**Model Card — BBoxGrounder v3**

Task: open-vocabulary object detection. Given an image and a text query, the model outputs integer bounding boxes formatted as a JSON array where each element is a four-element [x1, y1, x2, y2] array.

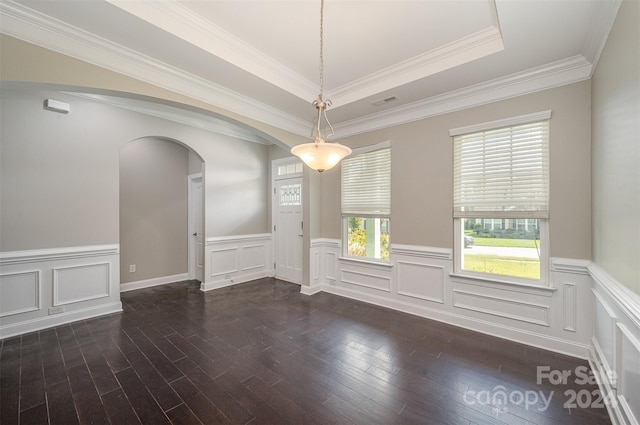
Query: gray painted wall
[[120, 137, 189, 283], [591, 0, 640, 295], [321, 81, 593, 261], [0, 89, 270, 254]]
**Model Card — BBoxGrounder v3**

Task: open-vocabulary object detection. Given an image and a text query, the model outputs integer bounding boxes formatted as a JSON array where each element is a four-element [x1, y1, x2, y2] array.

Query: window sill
[[450, 272, 557, 295], [339, 256, 393, 268]]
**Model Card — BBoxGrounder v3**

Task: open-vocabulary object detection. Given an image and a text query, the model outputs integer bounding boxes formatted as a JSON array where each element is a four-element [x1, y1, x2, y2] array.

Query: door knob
[[193, 232, 198, 236]]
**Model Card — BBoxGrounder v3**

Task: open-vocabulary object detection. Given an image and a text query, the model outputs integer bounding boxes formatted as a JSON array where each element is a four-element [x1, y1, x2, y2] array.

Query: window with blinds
[[341, 145, 391, 216], [453, 119, 549, 218], [450, 111, 551, 285], [341, 142, 391, 261]]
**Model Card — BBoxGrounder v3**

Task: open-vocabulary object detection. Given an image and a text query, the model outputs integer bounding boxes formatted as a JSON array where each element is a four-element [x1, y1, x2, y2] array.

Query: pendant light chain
[[319, 0, 325, 99], [290, 0, 351, 172]]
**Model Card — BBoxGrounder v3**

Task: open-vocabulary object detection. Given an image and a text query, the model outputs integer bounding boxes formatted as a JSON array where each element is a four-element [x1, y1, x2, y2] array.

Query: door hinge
[[301, 221, 304, 230], [273, 262, 276, 269], [273, 225, 276, 232]]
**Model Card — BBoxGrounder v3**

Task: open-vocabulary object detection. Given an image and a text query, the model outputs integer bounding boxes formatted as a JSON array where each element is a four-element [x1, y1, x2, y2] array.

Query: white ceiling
[[0, 0, 621, 142]]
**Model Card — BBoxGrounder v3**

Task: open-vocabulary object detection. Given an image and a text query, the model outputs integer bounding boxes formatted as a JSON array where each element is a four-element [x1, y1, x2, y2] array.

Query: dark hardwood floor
[[1, 278, 611, 425]]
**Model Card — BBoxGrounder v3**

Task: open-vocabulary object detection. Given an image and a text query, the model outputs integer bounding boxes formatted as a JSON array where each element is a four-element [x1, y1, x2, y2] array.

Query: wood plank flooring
[[1, 278, 612, 424]]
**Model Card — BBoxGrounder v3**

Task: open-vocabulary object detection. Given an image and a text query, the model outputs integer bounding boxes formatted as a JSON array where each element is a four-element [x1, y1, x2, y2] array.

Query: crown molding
[[0, 0, 310, 137], [105, 0, 318, 103], [0, 0, 616, 141], [334, 55, 592, 139], [328, 26, 504, 108], [582, 0, 622, 74]]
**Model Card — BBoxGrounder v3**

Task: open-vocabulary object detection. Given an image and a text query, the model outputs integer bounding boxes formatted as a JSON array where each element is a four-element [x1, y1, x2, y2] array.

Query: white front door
[[188, 174, 204, 282], [274, 177, 303, 284]]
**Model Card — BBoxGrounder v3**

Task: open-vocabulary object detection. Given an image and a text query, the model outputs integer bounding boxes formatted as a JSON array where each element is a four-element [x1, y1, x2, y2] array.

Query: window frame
[[453, 216, 550, 286], [342, 215, 391, 263], [450, 111, 551, 286], [341, 141, 391, 263]]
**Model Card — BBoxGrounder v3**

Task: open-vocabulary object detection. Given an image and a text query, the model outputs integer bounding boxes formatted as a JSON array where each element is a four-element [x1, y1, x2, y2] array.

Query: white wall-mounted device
[[43, 99, 70, 114]]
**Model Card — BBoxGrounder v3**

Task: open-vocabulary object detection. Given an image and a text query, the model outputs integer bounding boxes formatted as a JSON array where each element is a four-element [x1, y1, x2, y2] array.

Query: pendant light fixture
[[291, 0, 351, 172]]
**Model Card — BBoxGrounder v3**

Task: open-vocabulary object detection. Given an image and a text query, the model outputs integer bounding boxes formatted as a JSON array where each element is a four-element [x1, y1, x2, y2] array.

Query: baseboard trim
[[0, 301, 122, 339], [301, 283, 323, 296], [588, 348, 624, 425], [321, 283, 591, 359], [120, 273, 189, 293], [200, 270, 272, 292]]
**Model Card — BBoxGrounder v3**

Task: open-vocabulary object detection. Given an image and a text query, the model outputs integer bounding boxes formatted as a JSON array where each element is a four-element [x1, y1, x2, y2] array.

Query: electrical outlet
[[129, 264, 136, 273], [48, 306, 65, 315]]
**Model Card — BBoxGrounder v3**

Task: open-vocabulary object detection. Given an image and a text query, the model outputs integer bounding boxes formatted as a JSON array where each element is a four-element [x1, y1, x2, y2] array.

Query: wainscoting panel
[[0, 245, 121, 339], [563, 283, 577, 332], [0, 271, 40, 317], [309, 239, 595, 359], [53, 262, 110, 306], [396, 260, 444, 303], [593, 288, 617, 374], [453, 289, 550, 326], [325, 251, 338, 282], [618, 323, 640, 425], [241, 244, 266, 271], [209, 248, 239, 277], [202, 234, 273, 291], [341, 267, 391, 292], [589, 263, 640, 425]]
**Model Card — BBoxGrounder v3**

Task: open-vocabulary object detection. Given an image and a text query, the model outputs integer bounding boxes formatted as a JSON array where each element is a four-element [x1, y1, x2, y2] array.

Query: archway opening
[[119, 136, 204, 289]]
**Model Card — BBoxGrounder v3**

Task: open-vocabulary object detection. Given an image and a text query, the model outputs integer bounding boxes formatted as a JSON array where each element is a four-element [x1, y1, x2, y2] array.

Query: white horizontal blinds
[[453, 120, 549, 218], [341, 147, 391, 215]]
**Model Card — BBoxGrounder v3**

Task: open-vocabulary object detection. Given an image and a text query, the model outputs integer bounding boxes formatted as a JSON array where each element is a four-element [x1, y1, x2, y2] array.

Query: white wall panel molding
[[312, 251, 320, 281], [617, 323, 640, 425], [341, 268, 392, 293], [208, 247, 239, 277], [241, 244, 267, 271], [0, 270, 40, 317], [451, 274, 556, 297], [0, 245, 121, 339], [590, 263, 640, 329], [590, 262, 640, 425], [0, 244, 119, 266], [563, 283, 577, 332], [551, 257, 591, 275], [396, 260, 445, 304], [593, 288, 618, 374], [307, 239, 595, 358], [53, 262, 110, 306], [453, 289, 551, 327], [322, 282, 591, 358], [325, 252, 338, 282], [307, 239, 340, 289], [120, 273, 189, 293], [202, 234, 273, 292], [310, 238, 341, 249], [391, 244, 452, 260]]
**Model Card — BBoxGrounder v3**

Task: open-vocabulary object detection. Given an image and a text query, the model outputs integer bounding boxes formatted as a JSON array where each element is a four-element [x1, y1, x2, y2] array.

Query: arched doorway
[[119, 136, 204, 291]]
